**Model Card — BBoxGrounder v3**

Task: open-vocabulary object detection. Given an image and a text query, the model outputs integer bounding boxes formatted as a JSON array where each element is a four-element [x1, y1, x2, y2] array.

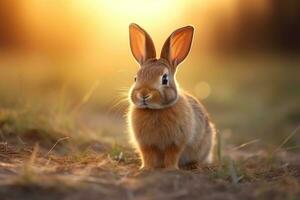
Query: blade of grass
[[233, 139, 260, 150], [216, 129, 222, 165], [284, 145, 300, 151], [22, 143, 39, 182], [228, 159, 241, 185], [71, 80, 100, 114], [272, 125, 300, 156], [29, 143, 39, 166]]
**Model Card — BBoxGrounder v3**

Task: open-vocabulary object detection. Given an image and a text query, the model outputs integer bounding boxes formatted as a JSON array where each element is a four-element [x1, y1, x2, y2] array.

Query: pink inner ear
[[130, 25, 146, 64], [170, 28, 193, 65]]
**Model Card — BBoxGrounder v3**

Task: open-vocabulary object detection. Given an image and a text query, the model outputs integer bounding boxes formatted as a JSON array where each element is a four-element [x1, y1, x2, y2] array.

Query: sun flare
[[101, 0, 182, 23], [74, 0, 184, 32]]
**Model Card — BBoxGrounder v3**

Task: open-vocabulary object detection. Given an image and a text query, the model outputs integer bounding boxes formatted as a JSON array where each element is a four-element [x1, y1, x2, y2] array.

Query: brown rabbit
[[127, 23, 216, 170]]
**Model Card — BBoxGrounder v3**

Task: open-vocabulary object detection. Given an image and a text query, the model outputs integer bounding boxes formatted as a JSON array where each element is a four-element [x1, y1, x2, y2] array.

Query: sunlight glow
[[74, 0, 184, 30], [102, 0, 181, 23]]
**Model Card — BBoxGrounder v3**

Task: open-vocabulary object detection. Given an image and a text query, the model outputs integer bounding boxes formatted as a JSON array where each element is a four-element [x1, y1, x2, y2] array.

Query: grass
[[209, 126, 300, 189], [0, 108, 89, 151], [108, 143, 125, 162], [272, 125, 300, 155]]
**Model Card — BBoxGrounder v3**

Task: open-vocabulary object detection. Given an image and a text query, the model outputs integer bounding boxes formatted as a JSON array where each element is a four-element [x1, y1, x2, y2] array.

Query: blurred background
[[0, 0, 299, 150]]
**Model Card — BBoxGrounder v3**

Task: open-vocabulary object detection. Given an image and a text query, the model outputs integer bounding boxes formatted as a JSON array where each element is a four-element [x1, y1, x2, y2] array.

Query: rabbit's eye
[[162, 74, 168, 85], [134, 76, 137, 82]]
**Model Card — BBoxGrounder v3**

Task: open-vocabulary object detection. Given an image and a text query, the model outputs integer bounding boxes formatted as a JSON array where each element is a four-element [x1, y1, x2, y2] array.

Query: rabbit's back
[[179, 93, 216, 165]]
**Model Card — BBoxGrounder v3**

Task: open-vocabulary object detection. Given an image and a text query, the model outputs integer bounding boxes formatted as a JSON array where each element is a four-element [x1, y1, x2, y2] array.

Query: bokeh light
[[194, 82, 211, 100]]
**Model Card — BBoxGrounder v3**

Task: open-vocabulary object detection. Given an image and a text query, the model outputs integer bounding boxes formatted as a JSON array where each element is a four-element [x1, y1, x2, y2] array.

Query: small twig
[[45, 136, 70, 156]]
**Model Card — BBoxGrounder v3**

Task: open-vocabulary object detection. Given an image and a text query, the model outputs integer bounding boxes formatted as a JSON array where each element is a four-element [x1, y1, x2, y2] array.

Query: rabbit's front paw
[[164, 144, 182, 170]]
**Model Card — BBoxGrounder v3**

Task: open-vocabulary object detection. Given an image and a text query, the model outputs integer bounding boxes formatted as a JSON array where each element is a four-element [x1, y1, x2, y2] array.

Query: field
[[0, 56, 300, 199]]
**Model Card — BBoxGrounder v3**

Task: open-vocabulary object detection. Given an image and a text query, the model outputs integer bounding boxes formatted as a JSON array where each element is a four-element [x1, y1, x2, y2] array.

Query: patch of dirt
[[0, 142, 299, 200]]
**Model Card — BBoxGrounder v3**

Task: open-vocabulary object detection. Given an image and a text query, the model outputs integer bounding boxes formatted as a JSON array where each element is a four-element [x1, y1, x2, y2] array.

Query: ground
[[0, 138, 299, 200]]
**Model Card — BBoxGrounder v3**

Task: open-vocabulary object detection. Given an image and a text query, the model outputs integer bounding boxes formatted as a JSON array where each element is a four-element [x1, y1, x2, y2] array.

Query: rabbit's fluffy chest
[[129, 95, 195, 149]]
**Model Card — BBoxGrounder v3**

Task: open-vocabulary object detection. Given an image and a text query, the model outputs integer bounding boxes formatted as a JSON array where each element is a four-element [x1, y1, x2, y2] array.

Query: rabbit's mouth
[[137, 101, 151, 108], [132, 92, 178, 109], [134, 101, 170, 110], [142, 99, 147, 106], [132, 99, 155, 109]]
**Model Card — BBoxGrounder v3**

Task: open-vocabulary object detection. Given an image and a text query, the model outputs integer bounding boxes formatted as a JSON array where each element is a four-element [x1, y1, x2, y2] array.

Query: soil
[[0, 142, 299, 200]]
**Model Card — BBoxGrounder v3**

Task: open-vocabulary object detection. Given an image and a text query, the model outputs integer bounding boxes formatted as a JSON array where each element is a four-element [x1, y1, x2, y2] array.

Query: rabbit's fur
[[127, 23, 216, 170]]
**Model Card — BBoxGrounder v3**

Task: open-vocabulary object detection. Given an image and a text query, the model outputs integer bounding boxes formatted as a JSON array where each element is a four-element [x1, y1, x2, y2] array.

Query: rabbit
[[127, 23, 216, 170]]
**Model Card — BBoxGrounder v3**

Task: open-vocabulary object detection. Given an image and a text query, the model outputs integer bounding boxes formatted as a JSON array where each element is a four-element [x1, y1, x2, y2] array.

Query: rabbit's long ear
[[160, 26, 194, 69], [129, 23, 156, 65]]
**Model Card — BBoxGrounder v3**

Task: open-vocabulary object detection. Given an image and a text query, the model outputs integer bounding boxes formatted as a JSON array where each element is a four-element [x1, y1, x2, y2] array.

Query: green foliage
[[108, 143, 124, 162]]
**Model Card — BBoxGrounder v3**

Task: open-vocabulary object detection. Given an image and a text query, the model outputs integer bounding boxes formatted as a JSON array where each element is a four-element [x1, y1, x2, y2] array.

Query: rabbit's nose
[[143, 94, 151, 100], [137, 93, 151, 101]]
